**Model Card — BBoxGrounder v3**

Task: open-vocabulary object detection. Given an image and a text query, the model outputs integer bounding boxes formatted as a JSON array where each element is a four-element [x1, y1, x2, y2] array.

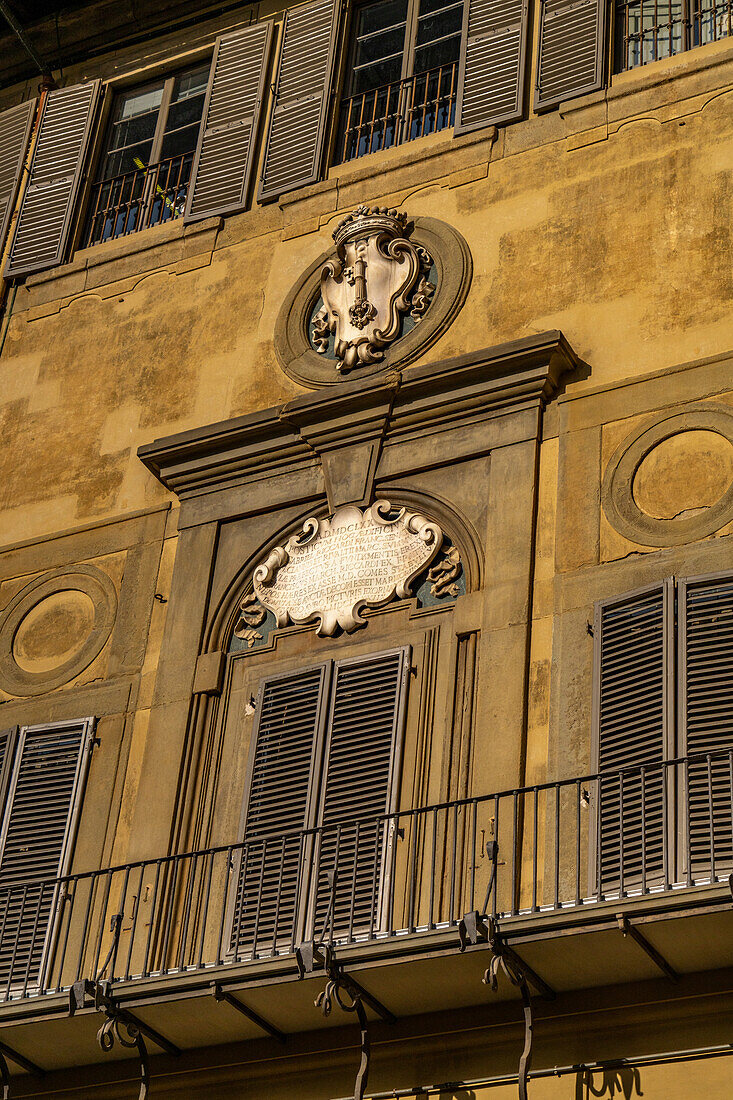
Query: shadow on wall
[[437, 1091, 476, 1100], [576, 1067, 644, 1098]]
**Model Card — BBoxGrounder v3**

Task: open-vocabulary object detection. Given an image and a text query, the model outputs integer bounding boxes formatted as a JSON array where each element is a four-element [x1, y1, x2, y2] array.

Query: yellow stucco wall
[[0, 9, 732, 1096]]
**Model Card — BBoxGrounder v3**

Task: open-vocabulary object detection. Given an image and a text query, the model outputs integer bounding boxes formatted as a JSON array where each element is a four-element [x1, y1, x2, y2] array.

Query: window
[[0, 719, 93, 993], [615, 0, 731, 72], [229, 649, 410, 958], [335, 0, 463, 163], [84, 61, 210, 247], [592, 573, 733, 896]]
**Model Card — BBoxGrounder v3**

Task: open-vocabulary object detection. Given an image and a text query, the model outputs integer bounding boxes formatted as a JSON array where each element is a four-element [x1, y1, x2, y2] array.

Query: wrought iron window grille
[[616, 0, 732, 71], [335, 61, 458, 163], [83, 151, 194, 247]]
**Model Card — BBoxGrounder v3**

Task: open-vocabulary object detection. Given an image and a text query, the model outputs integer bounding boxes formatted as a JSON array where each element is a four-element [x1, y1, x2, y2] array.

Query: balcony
[[0, 752, 732, 1084], [83, 152, 194, 248]]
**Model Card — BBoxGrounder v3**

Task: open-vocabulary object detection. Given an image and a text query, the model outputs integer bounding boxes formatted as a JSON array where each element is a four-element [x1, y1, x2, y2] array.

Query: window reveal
[[84, 62, 210, 247], [336, 0, 462, 162], [228, 648, 410, 958]]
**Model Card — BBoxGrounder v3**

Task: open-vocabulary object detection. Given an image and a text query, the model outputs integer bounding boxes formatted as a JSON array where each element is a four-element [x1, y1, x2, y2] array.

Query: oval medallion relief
[[602, 404, 733, 546], [0, 565, 117, 696]]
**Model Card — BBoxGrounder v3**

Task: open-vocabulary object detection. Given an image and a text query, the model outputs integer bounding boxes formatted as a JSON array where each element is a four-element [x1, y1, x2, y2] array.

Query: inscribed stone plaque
[[253, 501, 442, 635]]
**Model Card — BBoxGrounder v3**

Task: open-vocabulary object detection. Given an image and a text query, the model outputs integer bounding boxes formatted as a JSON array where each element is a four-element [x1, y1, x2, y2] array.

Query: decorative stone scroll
[[253, 502, 442, 636]]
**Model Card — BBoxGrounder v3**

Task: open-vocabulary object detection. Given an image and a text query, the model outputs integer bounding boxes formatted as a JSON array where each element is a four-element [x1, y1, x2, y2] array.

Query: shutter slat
[[314, 649, 408, 938], [535, 0, 606, 112], [455, 0, 528, 133], [258, 0, 339, 202], [0, 721, 90, 990], [185, 23, 271, 223], [230, 665, 327, 956], [595, 584, 669, 892], [5, 82, 100, 277], [681, 575, 733, 875], [0, 99, 36, 263]]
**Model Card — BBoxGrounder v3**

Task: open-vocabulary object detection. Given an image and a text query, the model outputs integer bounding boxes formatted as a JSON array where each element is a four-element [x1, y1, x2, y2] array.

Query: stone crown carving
[[312, 204, 435, 373], [332, 205, 409, 249]]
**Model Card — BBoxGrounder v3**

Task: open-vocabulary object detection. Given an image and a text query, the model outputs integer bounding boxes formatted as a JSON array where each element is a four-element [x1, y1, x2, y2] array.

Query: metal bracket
[[211, 982, 286, 1043], [459, 842, 499, 951], [0, 1039, 43, 1083], [70, 979, 180, 1100], [296, 941, 395, 1022], [297, 936, 396, 1100], [617, 914, 678, 982], [484, 918, 534, 1100], [296, 870, 395, 1099], [0, 1053, 9, 1100], [468, 916, 554, 1003], [312, 944, 372, 1100], [459, 909, 488, 950]]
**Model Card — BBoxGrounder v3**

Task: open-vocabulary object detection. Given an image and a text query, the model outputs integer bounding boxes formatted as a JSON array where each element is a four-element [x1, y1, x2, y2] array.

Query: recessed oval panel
[[633, 429, 733, 520], [13, 589, 96, 674]]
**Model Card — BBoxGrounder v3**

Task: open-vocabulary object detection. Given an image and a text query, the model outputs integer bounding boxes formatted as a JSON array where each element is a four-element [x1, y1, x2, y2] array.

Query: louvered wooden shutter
[[230, 665, 329, 957], [679, 572, 733, 878], [455, 0, 529, 134], [593, 581, 673, 895], [185, 23, 272, 223], [258, 0, 340, 202], [5, 81, 101, 278], [312, 648, 409, 940], [535, 0, 607, 112], [0, 718, 93, 992], [0, 100, 35, 261]]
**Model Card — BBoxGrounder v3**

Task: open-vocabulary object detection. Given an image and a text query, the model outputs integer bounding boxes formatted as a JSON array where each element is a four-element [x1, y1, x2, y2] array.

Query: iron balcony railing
[[335, 62, 458, 165], [84, 151, 194, 248], [0, 750, 731, 1003]]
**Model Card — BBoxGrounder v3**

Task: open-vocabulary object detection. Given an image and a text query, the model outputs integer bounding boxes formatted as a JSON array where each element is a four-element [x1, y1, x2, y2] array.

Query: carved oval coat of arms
[[312, 206, 435, 373]]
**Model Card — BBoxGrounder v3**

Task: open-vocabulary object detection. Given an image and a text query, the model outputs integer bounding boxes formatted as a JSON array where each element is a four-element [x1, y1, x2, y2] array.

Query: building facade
[[0, 0, 731, 1096]]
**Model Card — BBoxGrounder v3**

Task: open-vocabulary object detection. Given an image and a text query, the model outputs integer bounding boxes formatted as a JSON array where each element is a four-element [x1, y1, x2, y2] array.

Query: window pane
[[100, 81, 164, 179], [160, 123, 201, 161], [159, 62, 210, 162], [103, 140, 155, 178], [356, 0, 408, 37], [163, 94, 206, 138], [117, 84, 164, 120], [348, 0, 409, 93], [418, 0, 460, 14], [619, 0, 685, 68], [413, 34, 461, 73], [352, 56, 404, 93], [171, 63, 210, 103], [416, 4, 463, 46], [695, 0, 732, 44], [354, 25, 408, 67], [109, 111, 160, 153]]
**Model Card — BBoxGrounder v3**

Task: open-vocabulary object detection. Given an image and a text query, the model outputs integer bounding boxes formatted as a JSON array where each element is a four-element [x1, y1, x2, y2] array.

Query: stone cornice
[[138, 331, 581, 504], [137, 406, 312, 497]]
